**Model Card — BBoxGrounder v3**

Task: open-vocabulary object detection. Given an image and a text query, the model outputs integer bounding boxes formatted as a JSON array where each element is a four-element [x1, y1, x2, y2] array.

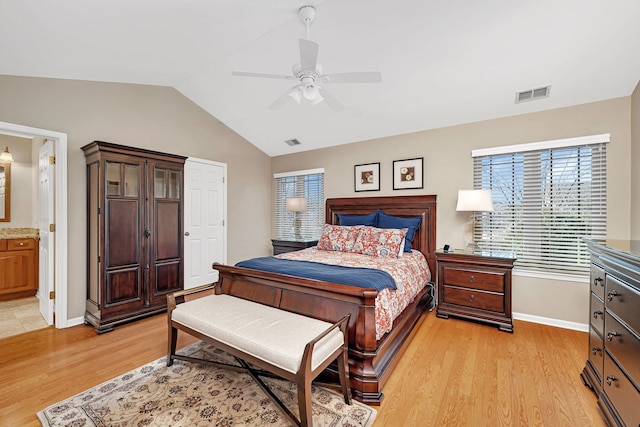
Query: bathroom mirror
[[0, 161, 10, 222]]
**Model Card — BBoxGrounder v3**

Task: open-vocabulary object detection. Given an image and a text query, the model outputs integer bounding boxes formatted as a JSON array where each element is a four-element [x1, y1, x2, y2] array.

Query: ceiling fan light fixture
[[289, 87, 303, 104], [303, 84, 319, 100], [311, 92, 324, 106]]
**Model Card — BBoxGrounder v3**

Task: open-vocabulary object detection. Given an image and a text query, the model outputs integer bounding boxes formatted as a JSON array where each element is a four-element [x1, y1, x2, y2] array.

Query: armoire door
[[102, 158, 146, 318], [147, 160, 184, 307]]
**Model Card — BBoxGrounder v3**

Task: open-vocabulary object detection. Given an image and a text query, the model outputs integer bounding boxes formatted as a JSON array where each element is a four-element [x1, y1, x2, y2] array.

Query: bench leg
[[296, 376, 313, 427], [167, 324, 178, 367], [337, 351, 352, 405]]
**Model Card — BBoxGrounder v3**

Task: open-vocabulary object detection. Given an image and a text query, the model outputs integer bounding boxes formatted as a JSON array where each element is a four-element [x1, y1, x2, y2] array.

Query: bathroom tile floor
[[0, 297, 49, 339]]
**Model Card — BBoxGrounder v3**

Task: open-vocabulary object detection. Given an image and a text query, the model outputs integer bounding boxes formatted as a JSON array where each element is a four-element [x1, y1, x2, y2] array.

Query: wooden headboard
[[325, 195, 437, 276]]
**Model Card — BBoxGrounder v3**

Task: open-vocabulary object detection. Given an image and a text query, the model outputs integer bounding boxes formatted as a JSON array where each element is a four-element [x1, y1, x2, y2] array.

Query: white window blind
[[472, 136, 607, 275], [274, 169, 324, 240]]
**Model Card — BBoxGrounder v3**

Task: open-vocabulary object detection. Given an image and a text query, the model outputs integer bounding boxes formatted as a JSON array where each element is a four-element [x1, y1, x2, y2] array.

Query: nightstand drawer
[[441, 267, 505, 293], [442, 286, 504, 313]]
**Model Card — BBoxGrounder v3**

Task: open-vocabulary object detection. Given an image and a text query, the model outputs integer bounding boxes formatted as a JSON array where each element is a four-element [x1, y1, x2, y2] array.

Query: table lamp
[[456, 189, 494, 250], [286, 197, 308, 240]]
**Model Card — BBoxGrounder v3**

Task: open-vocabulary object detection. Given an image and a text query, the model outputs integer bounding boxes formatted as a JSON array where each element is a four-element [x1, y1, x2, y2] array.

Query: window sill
[[513, 268, 588, 283]]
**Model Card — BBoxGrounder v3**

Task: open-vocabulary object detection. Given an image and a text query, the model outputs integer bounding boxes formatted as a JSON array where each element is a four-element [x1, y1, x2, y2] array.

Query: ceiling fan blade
[[319, 71, 382, 84], [318, 87, 344, 111], [268, 86, 301, 109], [232, 71, 295, 80], [299, 39, 319, 72]]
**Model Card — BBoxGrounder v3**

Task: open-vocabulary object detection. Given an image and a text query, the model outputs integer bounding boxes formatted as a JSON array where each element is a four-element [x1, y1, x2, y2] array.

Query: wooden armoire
[[82, 141, 186, 333]]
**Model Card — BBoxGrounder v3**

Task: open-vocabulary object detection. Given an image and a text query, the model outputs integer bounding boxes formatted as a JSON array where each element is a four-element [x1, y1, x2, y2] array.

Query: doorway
[[0, 121, 68, 328]]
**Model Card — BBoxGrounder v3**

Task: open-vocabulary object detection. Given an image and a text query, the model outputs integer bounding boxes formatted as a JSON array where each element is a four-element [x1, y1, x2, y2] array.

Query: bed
[[212, 195, 437, 404]]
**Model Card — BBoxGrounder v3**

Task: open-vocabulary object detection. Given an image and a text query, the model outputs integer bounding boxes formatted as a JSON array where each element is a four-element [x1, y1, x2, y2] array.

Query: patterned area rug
[[37, 341, 376, 426]]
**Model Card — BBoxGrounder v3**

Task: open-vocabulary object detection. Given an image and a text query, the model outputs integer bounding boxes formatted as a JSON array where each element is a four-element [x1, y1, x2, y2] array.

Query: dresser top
[[584, 238, 640, 264]]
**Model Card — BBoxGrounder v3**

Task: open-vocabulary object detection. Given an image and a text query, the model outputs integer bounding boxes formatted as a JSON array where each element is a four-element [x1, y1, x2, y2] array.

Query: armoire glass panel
[[155, 169, 166, 199], [168, 171, 180, 199], [124, 165, 139, 197], [106, 162, 121, 196]]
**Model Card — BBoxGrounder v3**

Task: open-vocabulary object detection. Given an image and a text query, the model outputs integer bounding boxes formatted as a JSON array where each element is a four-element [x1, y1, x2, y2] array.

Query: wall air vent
[[516, 85, 551, 104], [285, 138, 301, 146]]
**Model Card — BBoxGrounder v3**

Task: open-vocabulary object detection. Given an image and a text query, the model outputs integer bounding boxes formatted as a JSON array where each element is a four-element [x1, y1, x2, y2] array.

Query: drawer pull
[[591, 346, 601, 355], [607, 290, 619, 301], [606, 330, 619, 341], [19, 242, 24, 246], [468, 294, 475, 302], [469, 275, 475, 283], [593, 277, 604, 287], [606, 375, 617, 386], [592, 310, 603, 319]]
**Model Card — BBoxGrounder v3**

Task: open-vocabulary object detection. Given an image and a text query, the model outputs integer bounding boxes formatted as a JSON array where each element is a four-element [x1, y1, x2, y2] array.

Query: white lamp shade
[[286, 197, 308, 212], [456, 189, 494, 212]]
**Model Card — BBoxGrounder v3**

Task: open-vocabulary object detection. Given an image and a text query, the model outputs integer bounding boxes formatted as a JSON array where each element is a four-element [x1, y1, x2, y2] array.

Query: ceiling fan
[[232, 5, 382, 111]]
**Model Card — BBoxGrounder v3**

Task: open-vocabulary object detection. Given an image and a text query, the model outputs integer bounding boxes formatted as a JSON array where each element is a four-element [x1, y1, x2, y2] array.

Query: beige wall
[[631, 81, 640, 239], [272, 97, 633, 326], [0, 134, 34, 227], [0, 75, 273, 320]]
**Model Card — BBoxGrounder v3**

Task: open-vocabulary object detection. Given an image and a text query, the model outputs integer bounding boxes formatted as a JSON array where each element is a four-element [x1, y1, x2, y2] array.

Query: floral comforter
[[277, 248, 431, 340]]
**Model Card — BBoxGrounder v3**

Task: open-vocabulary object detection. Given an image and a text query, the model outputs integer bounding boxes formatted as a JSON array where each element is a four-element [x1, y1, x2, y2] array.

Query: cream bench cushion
[[171, 294, 344, 373]]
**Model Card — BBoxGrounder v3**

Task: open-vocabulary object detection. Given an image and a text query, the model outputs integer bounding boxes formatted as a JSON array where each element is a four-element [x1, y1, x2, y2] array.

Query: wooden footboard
[[213, 263, 433, 404]]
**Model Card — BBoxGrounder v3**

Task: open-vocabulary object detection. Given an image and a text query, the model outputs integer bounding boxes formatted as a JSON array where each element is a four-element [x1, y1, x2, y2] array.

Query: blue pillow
[[376, 210, 422, 252], [337, 211, 378, 226]]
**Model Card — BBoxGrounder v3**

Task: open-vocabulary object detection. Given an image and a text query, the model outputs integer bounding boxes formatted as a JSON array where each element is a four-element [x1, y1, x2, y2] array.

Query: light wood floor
[[0, 311, 606, 427]]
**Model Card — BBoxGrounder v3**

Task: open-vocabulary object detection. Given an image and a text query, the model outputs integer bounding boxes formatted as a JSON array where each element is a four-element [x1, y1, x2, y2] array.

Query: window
[[274, 168, 324, 240], [472, 134, 608, 276]]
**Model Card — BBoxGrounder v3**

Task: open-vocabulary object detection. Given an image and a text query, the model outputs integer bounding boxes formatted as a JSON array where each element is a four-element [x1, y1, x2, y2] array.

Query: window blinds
[[274, 169, 325, 240], [473, 137, 607, 275]]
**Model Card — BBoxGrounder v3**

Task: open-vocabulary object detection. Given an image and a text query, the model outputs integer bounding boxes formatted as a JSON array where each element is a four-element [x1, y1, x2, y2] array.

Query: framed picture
[[354, 162, 380, 192], [393, 157, 423, 190]]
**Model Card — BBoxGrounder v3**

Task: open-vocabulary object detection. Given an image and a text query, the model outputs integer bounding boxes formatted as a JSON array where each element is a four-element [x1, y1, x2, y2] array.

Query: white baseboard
[[66, 316, 86, 328], [513, 312, 588, 332]]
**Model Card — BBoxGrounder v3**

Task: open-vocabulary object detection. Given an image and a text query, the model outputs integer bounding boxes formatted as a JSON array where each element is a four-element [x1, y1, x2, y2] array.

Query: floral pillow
[[352, 226, 408, 258], [316, 224, 363, 252]]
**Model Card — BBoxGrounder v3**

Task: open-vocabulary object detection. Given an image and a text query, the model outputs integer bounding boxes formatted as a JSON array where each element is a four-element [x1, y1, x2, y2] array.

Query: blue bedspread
[[235, 257, 396, 292]]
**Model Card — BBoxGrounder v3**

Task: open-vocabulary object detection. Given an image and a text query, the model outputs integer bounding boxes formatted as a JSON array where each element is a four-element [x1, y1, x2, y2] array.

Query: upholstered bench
[[167, 285, 351, 427]]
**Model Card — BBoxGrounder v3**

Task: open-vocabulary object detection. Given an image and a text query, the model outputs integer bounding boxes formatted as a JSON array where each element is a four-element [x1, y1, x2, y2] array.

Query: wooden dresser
[[436, 250, 516, 332], [581, 239, 640, 426], [0, 236, 39, 301]]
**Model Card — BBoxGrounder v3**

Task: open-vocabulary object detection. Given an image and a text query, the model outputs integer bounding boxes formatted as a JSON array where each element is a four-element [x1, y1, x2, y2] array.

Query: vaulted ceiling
[[1, 0, 639, 156]]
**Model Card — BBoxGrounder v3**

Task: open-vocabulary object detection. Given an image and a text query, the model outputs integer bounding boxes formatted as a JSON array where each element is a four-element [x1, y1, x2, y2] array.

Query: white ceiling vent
[[285, 138, 301, 146], [516, 85, 551, 103]]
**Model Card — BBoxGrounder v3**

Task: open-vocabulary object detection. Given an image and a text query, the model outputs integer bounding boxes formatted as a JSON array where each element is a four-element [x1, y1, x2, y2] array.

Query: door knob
[[184, 232, 190, 236]]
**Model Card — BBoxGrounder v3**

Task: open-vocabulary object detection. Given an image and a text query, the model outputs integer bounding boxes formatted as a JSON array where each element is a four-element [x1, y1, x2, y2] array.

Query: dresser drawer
[[589, 326, 604, 385], [7, 238, 36, 251], [590, 263, 605, 300], [606, 275, 640, 335], [441, 267, 505, 293], [605, 311, 640, 389], [0, 240, 6, 251], [590, 292, 604, 336], [603, 353, 640, 427], [442, 286, 504, 313]]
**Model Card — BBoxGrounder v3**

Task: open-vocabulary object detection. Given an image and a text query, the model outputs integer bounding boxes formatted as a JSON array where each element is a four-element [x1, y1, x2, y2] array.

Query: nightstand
[[436, 249, 516, 332], [271, 239, 318, 255]]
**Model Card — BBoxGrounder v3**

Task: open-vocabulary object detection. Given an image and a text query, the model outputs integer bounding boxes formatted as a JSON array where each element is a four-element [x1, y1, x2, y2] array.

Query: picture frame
[[393, 157, 424, 190], [354, 162, 380, 192]]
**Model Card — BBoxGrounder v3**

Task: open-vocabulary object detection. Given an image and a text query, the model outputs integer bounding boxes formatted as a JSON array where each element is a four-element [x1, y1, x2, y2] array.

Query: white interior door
[[184, 158, 226, 289], [38, 140, 55, 325]]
